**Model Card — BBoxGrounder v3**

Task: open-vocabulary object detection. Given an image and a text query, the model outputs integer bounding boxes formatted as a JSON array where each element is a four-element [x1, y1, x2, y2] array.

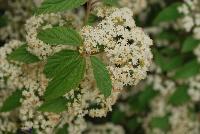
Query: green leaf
[[111, 110, 125, 124], [153, 49, 167, 71], [160, 47, 178, 56], [153, 2, 182, 25], [44, 50, 80, 78], [35, 0, 87, 14], [165, 56, 183, 71], [38, 97, 67, 113], [32, 129, 37, 134], [129, 85, 158, 112], [154, 50, 183, 72], [86, 14, 101, 26], [38, 27, 83, 46], [169, 85, 190, 106], [56, 124, 69, 134], [7, 44, 40, 64], [0, 90, 22, 112], [0, 15, 8, 27], [182, 36, 200, 53], [173, 59, 200, 79], [91, 56, 112, 97], [156, 31, 177, 41], [150, 116, 170, 131], [126, 117, 140, 132], [102, 0, 118, 6], [138, 86, 158, 107], [44, 53, 86, 100]]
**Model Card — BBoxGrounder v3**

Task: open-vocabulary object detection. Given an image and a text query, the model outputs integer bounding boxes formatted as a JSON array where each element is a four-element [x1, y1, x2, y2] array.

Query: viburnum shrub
[[1, 0, 200, 134], [0, 0, 153, 133]]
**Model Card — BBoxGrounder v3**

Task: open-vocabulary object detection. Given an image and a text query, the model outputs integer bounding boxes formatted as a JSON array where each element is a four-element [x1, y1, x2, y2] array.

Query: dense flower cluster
[[0, 40, 23, 89], [86, 123, 125, 134], [188, 74, 200, 102], [119, 0, 147, 15], [25, 13, 68, 60], [25, 10, 85, 60], [0, 0, 36, 41], [178, 0, 200, 62], [81, 8, 153, 90], [178, 0, 200, 36], [105, 1, 200, 129], [144, 74, 200, 134]]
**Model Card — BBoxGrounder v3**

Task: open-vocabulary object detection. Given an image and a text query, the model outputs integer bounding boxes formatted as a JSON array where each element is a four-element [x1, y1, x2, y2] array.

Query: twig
[[84, 0, 92, 25]]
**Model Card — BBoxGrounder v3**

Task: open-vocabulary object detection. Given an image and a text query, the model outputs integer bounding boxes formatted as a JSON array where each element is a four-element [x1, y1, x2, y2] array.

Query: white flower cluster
[[119, 0, 147, 15], [81, 7, 153, 90], [144, 74, 200, 134], [178, 0, 200, 36], [178, 0, 200, 62], [33, 0, 44, 7], [188, 74, 200, 102], [144, 105, 200, 134], [169, 106, 200, 134], [86, 123, 125, 134], [0, 40, 23, 89], [64, 63, 120, 119], [147, 74, 175, 96], [0, 0, 36, 41], [68, 118, 87, 134], [25, 11, 85, 60], [19, 70, 61, 133], [25, 13, 68, 60], [194, 45, 200, 63], [0, 40, 62, 134]]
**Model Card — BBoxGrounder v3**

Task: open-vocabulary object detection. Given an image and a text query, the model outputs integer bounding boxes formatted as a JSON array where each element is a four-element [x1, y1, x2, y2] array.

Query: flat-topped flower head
[[81, 8, 153, 89]]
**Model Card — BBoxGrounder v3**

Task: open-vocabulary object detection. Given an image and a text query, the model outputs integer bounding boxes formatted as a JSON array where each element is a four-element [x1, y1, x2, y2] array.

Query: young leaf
[[173, 59, 200, 79], [0, 90, 22, 112], [91, 56, 112, 97], [44, 54, 86, 100], [182, 36, 200, 53], [7, 44, 40, 64], [150, 116, 170, 131], [153, 2, 182, 25], [38, 27, 83, 46], [38, 97, 67, 113], [35, 0, 87, 15], [44, 50, 80, 78], [169, 85, 190, 106]]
